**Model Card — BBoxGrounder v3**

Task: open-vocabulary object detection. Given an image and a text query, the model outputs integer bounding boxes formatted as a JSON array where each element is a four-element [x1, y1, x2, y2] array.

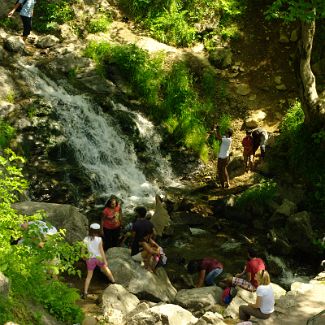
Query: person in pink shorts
[[82, 223, 115, 299]]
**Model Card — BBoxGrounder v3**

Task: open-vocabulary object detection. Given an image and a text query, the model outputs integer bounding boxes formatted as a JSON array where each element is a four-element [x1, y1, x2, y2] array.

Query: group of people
[[215, 125, 269, 188], [82, 195, 167, 298], [187, 248, 275, 322]]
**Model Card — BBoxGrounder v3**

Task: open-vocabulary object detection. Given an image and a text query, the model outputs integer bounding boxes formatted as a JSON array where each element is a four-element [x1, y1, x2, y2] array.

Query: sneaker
[[81, 292, 88, 299]]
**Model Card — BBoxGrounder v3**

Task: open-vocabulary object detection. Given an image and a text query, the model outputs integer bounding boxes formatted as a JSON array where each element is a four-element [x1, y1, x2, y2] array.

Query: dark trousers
[[217, 157, 230, 187], [239, 305, 272, 321], [103, 227, 121, 251], [21, 15, 32, 37]]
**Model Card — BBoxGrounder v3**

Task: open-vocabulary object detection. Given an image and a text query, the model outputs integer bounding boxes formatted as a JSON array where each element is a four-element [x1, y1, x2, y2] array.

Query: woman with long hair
[[102, 196, 123, 250], [239, 270, 275, 321]]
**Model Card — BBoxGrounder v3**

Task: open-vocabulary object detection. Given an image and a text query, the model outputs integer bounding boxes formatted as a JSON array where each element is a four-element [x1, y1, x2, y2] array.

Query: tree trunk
[[295, 18, 325, 128]]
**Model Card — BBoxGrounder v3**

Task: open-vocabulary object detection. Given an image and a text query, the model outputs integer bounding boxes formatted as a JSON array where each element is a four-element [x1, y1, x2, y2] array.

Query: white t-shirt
[[256, 284, 275, 314], [218, 136, 232, 159], [83, 236, 102, 258]]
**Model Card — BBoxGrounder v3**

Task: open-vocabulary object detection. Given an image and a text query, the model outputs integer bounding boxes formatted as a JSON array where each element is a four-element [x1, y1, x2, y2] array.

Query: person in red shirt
[[101, 195, 123, 250], [236, 247, 266, 289], [242, 130, 254, 172], [187, 257, 224, 287]]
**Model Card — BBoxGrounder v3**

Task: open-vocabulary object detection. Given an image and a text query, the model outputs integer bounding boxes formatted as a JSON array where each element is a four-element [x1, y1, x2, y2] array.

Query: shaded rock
[[279, 31, 289, 43], [209, 47, 232, 69], [269, 199, 297, 226], [36, 35, 60, 49], [0, 272, 10, 298], [274, 76, 282, 84], [276, 83, 287, 90], [244, 110, 266, 128], [174, 286, 223, 313], [236, 83, 251, 96], [3, 36, 25, 53], [82, 316, 98, 325], [285, 211, 313, 249], [290, 29, 298, 42], [12, 201, 88, 244], [195, 311, 227, 325], [150, 198, 171, 236], [107, 247, 177, 302]]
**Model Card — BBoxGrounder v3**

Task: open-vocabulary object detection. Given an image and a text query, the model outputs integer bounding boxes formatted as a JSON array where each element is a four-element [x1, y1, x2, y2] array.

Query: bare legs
[[83, 266, 115, 297]]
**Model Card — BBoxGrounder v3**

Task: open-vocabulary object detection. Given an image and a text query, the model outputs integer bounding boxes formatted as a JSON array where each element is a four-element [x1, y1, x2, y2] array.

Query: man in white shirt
[[215, 126, 233, 188]]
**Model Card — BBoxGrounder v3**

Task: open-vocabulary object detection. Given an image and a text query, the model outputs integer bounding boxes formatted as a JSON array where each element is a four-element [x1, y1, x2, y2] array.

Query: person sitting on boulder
[[187, 257, 224, 287], [239, 270, 275, 321], [82, 223, 115, 299], [132, 232, 160, 272]]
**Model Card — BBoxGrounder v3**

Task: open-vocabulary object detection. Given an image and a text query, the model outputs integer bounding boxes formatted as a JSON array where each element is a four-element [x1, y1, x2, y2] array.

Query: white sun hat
[[90, 223, 101, 230]]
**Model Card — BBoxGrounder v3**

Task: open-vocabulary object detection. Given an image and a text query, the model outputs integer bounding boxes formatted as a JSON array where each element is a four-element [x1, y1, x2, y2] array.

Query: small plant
[[6, 91, 16, 103], [0, 119, 15, 149], [235, 179, 278, 208], [86, 15, 112, 34], [220, 23, 241, 40]]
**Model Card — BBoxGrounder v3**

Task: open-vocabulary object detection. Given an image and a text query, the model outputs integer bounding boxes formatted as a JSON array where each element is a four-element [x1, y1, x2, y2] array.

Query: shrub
[[235, 179, 278, 208], [86, 15, 112, 34], [0, 119, 15, 149], [0, 150, 84, 323], [34, 0, 75, 33]]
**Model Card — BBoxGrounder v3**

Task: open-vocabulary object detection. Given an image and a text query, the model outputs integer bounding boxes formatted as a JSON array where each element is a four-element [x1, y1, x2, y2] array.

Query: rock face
[[12, 201, 88, 243], [107, 247, 177, 302]]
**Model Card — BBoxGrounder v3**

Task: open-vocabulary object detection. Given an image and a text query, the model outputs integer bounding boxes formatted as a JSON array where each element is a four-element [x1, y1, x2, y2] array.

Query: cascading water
[[20, 64, 177, 210]]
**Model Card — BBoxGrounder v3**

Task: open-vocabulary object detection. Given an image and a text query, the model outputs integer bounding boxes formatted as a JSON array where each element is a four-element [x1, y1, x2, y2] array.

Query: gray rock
[[3, 36, 25, 53], [107, 247, 177, 302], [174, 286, 223, 312], [236, 83, 251, 96], [195, 311, 227, 325], [0, 272, 10, 298], [12, 201, 88, 244], [102, 284, 140, 325], [36, 35, 60, 49]]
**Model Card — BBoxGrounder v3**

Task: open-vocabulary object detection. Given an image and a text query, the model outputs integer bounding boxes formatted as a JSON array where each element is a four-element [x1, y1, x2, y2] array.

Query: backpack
[[221, 287, 237, 304], [15, 0, 28, 13]]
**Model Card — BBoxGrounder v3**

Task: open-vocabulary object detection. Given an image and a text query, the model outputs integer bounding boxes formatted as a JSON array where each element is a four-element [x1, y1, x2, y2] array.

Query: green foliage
[[86, 15, 112, 34], [266, 0, 325, 22], [0, 150, 84, 323], [85, 42, 232, 159], [270, 101, 325, 211], [34, 0, 75, 33], [0, 119, 15, 149], [235, 179, 278, 208], [0, 17, 19, 30]]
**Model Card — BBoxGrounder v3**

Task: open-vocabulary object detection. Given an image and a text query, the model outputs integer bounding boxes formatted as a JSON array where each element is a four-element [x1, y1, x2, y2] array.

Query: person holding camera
[[214, 125, 233, 188]]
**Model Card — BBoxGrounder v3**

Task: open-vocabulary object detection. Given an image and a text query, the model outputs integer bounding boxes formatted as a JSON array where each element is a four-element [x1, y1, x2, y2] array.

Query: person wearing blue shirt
[[8, 0, 36, 43]]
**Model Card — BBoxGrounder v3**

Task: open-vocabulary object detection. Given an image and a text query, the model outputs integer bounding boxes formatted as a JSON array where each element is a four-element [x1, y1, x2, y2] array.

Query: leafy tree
[[0, 149, 83, 323], [266, 0, 325, 129]]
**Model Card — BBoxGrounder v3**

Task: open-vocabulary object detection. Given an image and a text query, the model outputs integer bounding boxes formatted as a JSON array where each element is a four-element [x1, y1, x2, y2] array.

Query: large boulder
[[107, 247, 177, 302], [195, 311, 227, 325], [127, 304, 198, 325], [102, 284, 140, 325], [12, 201, 88, 243], [174, 286, 223, 313]]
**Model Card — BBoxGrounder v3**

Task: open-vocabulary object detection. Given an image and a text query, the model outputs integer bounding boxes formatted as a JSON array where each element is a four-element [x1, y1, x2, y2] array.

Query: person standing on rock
[[242, 130, 254, 172], [8, 0, 36, 43], [102, 195, 123, 250], [82, 223, 115, 299], [252, 127, 268, 160], [215, 125, 233, 188], [187, 257, 224, 287], [239, 270, 275, 321]]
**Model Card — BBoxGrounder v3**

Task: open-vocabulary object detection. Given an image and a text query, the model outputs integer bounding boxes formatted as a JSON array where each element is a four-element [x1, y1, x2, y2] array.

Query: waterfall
[[267, 255, 310, 289], [20, 64, 176, 211]]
